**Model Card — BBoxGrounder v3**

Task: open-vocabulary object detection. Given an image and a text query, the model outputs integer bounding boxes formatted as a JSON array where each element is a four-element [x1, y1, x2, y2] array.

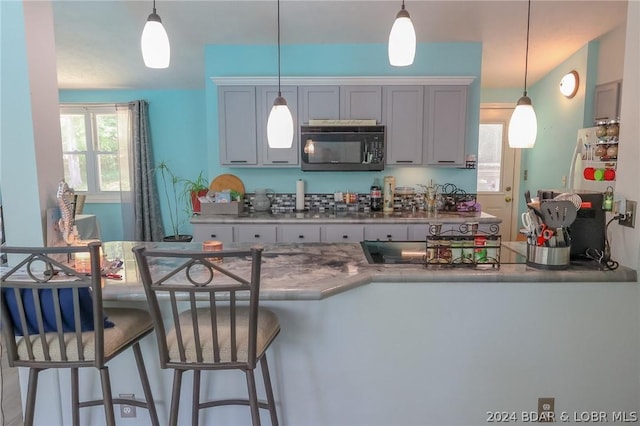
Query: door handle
[[505, 196, 512, 202], [505, 186, 512, 192]]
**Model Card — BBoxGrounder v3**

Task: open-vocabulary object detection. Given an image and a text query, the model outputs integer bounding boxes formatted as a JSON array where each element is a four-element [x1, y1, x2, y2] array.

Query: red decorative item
[[583, 167, 595, 180], [604, 169, 616, 181]]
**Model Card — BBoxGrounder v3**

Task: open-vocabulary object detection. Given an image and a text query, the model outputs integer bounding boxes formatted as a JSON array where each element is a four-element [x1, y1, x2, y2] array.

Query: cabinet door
[[299, 86, 340, 124], [236, 225, 277, 243], [593, 81, 621, 122], [364, 225, 408, 241], [218, 86, 258, 165], [193, 225, 234, 244], [257, 86, 299, 166], [383, 86, 424, 165], [340, 86, 382, 122], [424, 86, 468, 166], [279, 225, 321, 243], [321, 225, 364, 243]]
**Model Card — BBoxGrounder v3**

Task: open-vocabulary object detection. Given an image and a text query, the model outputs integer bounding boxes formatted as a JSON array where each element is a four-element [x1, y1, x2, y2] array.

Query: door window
[[477, 123, 504, 192]]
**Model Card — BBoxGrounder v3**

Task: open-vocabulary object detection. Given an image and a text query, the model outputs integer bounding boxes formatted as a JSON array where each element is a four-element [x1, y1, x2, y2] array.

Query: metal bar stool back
[[0, 242, 159, 426], [133, 244, 280, 426]]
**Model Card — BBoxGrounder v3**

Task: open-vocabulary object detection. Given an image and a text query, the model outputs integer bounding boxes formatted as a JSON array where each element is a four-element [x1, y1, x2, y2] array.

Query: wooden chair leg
[[260, 356, 279, 426], [99, 366, 116, 426], [246, 369, 261, 426], [132, 342, 159, 426], [23, 368, 41, 426], [192, 370, 201, 426], [169, 369, 184, 426], [71, 368, 80, 426]]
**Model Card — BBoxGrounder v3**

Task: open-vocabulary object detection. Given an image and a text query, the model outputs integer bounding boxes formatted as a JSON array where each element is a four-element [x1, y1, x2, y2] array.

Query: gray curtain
[[117, 100, 164, 241]]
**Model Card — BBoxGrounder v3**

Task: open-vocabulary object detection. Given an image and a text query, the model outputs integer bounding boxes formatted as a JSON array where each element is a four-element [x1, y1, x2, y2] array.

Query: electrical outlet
[[619, 200, 637, 228], [119, 394, 136, 418], [538, 397, 555, 423]]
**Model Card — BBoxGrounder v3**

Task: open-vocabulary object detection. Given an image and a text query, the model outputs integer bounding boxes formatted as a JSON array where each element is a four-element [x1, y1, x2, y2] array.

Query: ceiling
[[52, 0, 628, 90]]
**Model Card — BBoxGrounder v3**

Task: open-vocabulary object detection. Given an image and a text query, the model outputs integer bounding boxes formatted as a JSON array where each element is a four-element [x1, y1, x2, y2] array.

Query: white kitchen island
[[17, 241, 639, 426]]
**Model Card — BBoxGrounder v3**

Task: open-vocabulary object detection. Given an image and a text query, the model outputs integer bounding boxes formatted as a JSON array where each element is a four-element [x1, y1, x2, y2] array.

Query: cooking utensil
[[209, 174, 245, 195], [540, 200, 577, 228], [553, 192, 582, 210], [540, 200, 577, 247], [537, 224, 554, 246]]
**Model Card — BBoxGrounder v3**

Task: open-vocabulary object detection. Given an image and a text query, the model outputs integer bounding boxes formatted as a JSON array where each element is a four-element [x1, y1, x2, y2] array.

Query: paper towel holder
[[295, 179, 306, 212]]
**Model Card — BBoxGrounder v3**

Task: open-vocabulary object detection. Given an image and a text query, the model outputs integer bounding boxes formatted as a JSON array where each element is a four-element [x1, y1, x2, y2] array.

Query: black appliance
[[538, 190, 605, 259], [300, 125, 385, 171]]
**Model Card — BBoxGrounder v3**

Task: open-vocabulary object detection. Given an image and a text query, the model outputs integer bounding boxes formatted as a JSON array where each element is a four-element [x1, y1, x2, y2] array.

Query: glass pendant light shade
[[267, 96, 294, 148], [509, 0, 537, 148], [508, 95, 538, 148], [388, 7, 416, 67], [141, 11, 170, 69], [267, 0, 294, 149]]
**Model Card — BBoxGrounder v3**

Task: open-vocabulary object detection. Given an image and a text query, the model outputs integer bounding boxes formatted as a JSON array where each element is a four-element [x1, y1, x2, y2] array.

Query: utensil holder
[[526, 244, 570, 270]]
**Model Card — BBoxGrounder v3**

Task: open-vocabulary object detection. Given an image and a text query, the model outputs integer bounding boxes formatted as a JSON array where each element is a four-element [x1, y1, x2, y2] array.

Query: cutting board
[[209, 174, 245, 195]]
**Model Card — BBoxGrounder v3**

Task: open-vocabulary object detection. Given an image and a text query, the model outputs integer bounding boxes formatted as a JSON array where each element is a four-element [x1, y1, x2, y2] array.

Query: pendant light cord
[[277, 0, 282, 97], [152, 0, 157, 14], [523, 0, 531, 95]]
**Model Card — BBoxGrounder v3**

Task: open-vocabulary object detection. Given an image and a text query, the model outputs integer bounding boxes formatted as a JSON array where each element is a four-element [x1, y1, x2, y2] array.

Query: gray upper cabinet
[[383, 86, 425, 165], [593, 81, 621, 123], [424, 85, 468, 167], [218, 86, 258, 165], [340, 86, 383, 122], [257, 86, 299, 166], [299, 86, 340, 123]]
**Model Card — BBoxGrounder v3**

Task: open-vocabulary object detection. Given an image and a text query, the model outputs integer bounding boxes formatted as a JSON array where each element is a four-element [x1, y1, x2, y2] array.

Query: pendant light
[[388, 0, 416, 67], [267, 0, 294, 148], [141, 0, 170, 69], [508, 0, 537, 148]]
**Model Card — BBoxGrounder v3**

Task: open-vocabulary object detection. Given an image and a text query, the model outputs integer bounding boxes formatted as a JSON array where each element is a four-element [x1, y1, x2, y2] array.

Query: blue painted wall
[[59, 90, 206, 240]]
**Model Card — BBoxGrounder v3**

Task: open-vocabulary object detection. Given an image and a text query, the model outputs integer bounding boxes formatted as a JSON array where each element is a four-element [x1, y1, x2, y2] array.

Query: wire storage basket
[[424, 222, 501, 269]]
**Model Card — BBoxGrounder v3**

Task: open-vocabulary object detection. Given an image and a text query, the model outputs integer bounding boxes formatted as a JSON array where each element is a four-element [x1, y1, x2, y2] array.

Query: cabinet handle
[[230, 160, 248, 163], [342, 235, 349, 239], [254, 234, 260, 238], [210, 234, 217, 238], [395, 160, 414, 163], [386, 234, 393, 240], [437, 160, 455, 163], [271, 160, 289, 164], [298, 235, 304, 239]]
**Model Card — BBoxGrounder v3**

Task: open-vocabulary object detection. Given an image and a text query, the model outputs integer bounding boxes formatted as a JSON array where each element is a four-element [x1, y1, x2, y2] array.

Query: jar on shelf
[[606, 121, 619, 137]]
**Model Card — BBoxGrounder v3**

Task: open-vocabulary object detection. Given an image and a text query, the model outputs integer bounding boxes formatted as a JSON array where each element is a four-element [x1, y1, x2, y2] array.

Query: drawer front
[[279, 226, 321, 243], [193, 225, 234, 244], [364, 225, 408, 241], [322, 225, 364, 243], [237, 226, 277, 243]]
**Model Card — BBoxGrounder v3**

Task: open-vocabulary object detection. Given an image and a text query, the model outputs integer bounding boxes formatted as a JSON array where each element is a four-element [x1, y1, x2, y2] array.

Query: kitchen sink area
[[361, 240, 429, 264], [361, 240, 528, 265]]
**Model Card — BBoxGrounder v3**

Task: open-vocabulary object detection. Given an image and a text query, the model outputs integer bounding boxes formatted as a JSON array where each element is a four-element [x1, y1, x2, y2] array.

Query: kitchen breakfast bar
[[20, 238, 639, 426]]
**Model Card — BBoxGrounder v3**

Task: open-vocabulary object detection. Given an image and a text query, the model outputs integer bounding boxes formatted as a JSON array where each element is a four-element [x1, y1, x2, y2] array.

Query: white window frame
[[59, 104, 130, 203]]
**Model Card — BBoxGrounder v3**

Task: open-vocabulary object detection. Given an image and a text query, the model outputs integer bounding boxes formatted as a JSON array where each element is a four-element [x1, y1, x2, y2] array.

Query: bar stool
[[0, 242, 159, 426], [133, 245, 280, 426]]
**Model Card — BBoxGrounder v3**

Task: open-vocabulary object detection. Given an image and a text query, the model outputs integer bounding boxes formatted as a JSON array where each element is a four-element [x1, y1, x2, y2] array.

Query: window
[[59, 105, 131, 201], [477, 123, 504, 192]]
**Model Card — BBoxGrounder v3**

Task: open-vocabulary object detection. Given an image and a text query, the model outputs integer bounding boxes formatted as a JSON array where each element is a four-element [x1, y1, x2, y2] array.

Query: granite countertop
[[102, 241, 637, 302], [190, 210, 500, 224]]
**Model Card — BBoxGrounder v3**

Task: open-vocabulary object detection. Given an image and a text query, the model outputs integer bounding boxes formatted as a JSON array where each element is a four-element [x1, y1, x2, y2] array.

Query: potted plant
[[182, 170, 209, 214], [155, 161, 193, 242]]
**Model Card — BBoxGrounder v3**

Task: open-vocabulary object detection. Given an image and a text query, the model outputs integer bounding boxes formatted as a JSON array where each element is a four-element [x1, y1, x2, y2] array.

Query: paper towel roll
[[296, 179, 305, 211]]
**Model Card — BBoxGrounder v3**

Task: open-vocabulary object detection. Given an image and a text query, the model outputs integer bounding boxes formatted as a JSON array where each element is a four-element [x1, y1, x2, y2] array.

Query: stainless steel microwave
[[300, 125, 385, 171]]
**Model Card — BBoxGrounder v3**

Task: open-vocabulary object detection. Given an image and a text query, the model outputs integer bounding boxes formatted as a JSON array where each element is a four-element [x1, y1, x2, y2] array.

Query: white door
[[477, 105, 521, 241]]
